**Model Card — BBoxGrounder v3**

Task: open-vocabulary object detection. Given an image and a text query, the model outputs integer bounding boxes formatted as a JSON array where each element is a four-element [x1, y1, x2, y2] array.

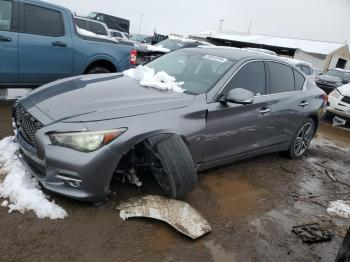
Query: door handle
[[0, 35, 11, 42], [259, 107, 271, 114], [299, 101, 309, 107], [51, 41, 67, 47]]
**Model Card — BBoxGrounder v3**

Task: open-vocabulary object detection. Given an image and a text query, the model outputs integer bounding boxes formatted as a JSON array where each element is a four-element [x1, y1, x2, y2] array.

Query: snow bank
[[123, 66, 185, 93], [76, 26, 119, 43], [0, 137, 67, 219], [146, 45, 170, 53], [76, 26, 96, 37], [327, 200, 350, 218]]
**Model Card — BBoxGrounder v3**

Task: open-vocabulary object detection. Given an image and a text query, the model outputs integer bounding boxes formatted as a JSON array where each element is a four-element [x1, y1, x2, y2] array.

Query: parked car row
[[0, 0, 136, 88], [316, 68, 350, 94]]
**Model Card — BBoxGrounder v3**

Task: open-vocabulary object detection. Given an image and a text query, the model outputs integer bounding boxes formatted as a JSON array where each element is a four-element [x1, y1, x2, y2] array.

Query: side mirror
[[220, 88, 255, 105]]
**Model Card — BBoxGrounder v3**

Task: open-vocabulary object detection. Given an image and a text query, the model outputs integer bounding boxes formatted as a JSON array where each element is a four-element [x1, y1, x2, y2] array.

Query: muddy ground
[[0, 96, 349, 262]]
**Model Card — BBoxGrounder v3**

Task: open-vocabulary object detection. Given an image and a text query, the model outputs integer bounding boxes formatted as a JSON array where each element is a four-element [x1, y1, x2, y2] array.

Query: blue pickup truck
[[0, 0, 136, 88]]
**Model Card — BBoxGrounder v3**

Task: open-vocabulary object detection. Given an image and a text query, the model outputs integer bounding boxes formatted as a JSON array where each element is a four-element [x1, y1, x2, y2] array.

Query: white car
[[328, 83, 350, 121], [109, 29, 129, 40]]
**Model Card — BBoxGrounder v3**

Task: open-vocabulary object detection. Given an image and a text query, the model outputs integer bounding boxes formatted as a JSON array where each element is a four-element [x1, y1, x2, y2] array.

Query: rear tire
[[150, 135, 197, 199], [282, 118, 316, 159], [86, 66, 111, 74]]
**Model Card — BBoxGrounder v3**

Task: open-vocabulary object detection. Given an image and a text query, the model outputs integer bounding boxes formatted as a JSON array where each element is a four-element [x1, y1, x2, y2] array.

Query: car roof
[[190, 46, 288, 63]]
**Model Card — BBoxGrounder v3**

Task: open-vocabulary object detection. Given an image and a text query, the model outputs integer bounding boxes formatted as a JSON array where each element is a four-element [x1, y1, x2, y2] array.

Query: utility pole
[[248, 20, 253, 34], [139, 14, 143, 34], [219, 19, 224, 31]]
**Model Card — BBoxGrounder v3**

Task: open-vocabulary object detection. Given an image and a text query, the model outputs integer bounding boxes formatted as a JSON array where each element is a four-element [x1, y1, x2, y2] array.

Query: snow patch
[[76, 26, 119, 43], [327, 200, 350, 218], [146, 45, 170, 53], [123, 66, 185, 93], [0, 137, 67, 219]]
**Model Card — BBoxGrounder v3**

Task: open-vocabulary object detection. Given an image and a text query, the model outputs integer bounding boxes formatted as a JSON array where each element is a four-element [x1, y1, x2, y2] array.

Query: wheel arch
[[306, 113, 320, 135], [83, 55, 120, 74]]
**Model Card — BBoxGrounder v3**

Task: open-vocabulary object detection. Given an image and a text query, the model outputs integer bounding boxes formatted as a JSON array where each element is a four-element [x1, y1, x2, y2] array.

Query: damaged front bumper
[[16, 132, 121, 202], [117, 195, 212, 239]]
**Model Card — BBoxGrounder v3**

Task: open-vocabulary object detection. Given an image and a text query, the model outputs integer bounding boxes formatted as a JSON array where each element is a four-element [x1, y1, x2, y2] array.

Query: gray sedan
[[13, 47, 327, 203]]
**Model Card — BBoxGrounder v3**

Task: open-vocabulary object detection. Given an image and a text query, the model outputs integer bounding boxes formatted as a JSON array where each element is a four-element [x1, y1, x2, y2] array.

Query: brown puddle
[[200, 172, 270, 218], [204, 240, 236, 262], [148, 224, 176, 252]]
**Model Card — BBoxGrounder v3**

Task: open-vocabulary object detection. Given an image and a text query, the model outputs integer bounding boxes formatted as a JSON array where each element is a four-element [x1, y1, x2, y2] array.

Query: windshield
[[156, 39, 185, 51], [325, 70, 350, 81], [146, 49, 236, 94]]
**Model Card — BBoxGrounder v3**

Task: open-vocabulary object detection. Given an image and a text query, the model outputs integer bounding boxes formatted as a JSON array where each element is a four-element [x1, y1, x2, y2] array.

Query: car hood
[[338, 83, 350, 96], [24, 74, 194, 123], [317, 75, 342, 84]]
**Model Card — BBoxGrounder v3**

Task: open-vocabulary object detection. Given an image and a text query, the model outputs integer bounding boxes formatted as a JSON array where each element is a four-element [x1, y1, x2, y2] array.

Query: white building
[[190, 30, 350, 72]]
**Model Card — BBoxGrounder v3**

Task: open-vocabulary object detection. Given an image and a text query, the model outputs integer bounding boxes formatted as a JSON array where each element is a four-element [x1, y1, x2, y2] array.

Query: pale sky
[[46, 0, 350, 44]]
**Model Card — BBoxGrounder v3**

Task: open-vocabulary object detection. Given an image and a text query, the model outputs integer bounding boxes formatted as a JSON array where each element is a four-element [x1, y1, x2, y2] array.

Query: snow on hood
[[146, 45, 170, 53], [123, 66, 185, 93], [338, 83, 350, 96], [0, 137, 67, 219]]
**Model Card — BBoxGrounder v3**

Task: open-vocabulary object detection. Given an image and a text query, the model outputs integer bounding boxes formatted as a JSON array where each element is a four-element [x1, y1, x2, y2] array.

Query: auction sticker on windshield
[[203, 55, 228, 63]]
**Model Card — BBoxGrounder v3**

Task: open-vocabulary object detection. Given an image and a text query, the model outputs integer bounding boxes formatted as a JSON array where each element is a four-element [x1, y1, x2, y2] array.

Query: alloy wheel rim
[[294, 123, 313, 156]]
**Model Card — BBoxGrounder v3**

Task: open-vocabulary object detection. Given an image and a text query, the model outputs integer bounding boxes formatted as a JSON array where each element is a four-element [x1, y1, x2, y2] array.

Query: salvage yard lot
[[0, 100, 349, 262]]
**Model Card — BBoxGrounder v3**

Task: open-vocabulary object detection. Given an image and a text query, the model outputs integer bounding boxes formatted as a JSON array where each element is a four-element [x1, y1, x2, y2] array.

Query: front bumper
[[16, 130, 122, 203], [328, 95, 350, 119]]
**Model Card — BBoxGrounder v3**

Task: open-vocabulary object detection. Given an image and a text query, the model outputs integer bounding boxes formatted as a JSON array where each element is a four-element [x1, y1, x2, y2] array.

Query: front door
[[18, 2, 73, 85], [0, 0, 18, 85], [203, 61, 270, 163]]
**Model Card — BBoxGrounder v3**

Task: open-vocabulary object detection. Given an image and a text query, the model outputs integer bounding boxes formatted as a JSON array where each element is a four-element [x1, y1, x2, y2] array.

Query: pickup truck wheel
[[86, 66, 111, 74], [150, 135, 197, 199], [281, 118, 316, 159]]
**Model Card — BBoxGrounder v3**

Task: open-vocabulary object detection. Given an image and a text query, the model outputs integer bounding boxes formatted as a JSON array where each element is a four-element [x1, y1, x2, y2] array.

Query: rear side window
[[301, 66, 311, 75], [294, 70, 305, 90], [24, 4, 64, 37], [0, 0, 12, 31], [268, 62, 295, 93], [86, 21, 107, 36], [111, 31, 122, 38], [309, 67, 314, 75], [226, 61, 266, 96], [74, 18, 87, 30]]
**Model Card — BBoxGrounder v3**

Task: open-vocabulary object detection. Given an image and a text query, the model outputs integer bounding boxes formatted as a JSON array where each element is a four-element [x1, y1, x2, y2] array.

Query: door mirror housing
[[220, 88, 255, 105]]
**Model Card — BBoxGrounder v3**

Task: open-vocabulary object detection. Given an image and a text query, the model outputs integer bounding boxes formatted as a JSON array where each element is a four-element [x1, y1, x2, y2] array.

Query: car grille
[[341, 96, 350, 104], [14, 104, 44, 147]]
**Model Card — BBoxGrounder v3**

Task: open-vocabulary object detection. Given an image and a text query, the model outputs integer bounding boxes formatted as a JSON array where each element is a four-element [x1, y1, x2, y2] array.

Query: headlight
[[329, 89, 341, 99], [50, 128, 127, 152]]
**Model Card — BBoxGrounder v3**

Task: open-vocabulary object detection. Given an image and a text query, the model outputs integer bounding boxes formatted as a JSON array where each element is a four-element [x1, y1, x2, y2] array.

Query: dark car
[[135, 38, 213, 65], [87, 12, 130, 34], [13, 47, 327, 203], [316, 69, 350, 94]]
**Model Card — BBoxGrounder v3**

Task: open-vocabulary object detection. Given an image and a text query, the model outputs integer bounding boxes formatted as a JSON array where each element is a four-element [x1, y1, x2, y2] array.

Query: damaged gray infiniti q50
[[13, 47, 327, 203]]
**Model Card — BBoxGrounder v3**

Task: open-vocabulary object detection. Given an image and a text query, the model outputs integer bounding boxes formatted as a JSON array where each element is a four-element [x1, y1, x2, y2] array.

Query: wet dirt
[[0, 100, 350, 262]]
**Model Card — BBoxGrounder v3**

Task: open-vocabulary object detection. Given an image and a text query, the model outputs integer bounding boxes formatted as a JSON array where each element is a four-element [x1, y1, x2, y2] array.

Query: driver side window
[[225, 61, 266, 96], [0, 0, 12, 31]]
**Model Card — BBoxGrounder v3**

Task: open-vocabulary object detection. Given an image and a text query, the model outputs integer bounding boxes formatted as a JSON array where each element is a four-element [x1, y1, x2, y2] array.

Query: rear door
[[204, 61, 271, 163], [0, 0, 18, 84], [18, 2, 73, 85], [260, 61, 307, 147]]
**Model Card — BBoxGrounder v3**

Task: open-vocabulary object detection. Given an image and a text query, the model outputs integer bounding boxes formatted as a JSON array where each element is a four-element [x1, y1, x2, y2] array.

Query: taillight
[[322, 94, 328, 106], [130, 49, 138, 66]]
